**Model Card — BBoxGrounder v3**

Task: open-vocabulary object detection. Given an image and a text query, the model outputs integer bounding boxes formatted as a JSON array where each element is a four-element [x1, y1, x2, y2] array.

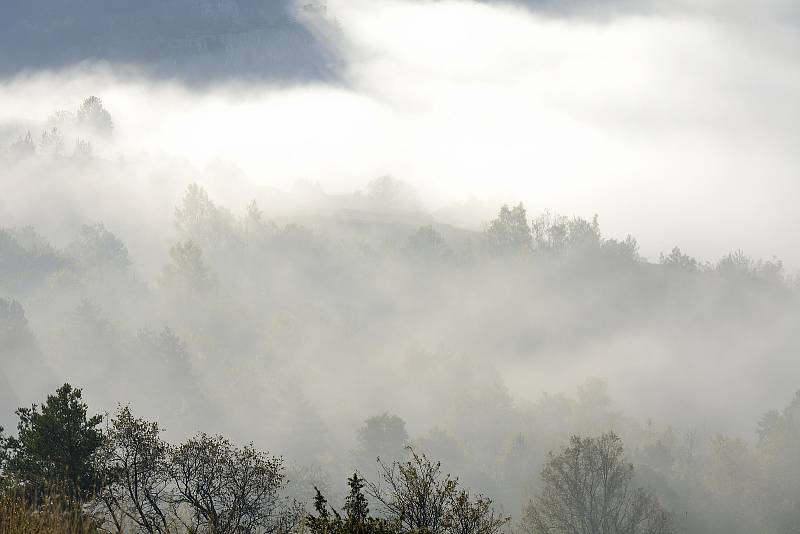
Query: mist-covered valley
[[3, 1, 800, 533]]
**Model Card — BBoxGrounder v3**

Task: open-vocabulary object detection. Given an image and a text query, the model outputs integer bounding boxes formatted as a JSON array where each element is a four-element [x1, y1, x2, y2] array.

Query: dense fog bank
[[3, 126, 800, 530]]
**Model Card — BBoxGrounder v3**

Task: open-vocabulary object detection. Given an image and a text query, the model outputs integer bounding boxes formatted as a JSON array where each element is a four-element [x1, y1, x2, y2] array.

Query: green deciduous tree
[[658, 247, 697, 271], [96, 406, 171, 534], [523, 432, 672, 534], [168, 433, 301, 534], [757, 391, 800, 532], [369, 448, 508, 534], [174, 183, 238, 254], [485, 203, 532, 255], [531, 212, 601, 256]]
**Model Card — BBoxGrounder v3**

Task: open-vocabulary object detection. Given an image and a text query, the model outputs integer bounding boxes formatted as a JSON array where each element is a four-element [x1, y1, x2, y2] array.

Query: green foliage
[[448, 489, 505, 534], [524, 432, 672, 534], [0, 426, 8, 493], [756, 391, 800, 532], [95, 406, 171, 534], [168, 433, 301, 534], [530, 211, 643, 266], [0, 227, 67, 290], [485, 203, 531, 255], [344, 473, 370, 524], [658, 247, 698, 271], [306, 473, 399, 534], [405, 226, 451, 260], [714, 250, 785, 285], [68, 223, 131, 273], [0, 398, 303, 534], [0, 299, 36, 353], [0, 299, 52, 445], [369, 448, 509, 534], [174, 183, 238, 253], [175, 183, 217, 237], [243, 199, 278, 246], [4, 182, 800, 534], [531, 211, 601, 255], [3, 384, 104, 504], [162, 241, 212, 293]]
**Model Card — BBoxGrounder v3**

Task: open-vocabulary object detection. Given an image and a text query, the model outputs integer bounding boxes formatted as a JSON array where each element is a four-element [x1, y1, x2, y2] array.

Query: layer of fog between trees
[[2, 97, 800, 533]]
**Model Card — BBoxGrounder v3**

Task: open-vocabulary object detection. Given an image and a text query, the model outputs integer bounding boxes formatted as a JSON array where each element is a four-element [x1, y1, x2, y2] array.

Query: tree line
[[0, 384, 673, 534]]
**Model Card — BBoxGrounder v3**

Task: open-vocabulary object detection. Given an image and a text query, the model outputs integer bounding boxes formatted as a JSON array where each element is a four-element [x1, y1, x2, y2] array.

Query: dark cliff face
[[0, 0, 337, 83]]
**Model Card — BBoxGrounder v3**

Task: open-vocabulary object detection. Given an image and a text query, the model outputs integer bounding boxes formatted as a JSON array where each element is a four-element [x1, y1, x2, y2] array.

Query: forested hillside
[[3, 0, 800, 528], [2, 110, 800, 531]]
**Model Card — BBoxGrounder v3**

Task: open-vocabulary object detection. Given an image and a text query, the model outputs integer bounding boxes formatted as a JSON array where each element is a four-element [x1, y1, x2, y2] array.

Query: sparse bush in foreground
[[0, 490, 96, 534]]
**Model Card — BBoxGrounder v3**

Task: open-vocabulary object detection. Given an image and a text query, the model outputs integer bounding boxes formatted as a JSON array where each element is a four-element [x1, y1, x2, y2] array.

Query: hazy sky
[[2, 0, 799, 265]]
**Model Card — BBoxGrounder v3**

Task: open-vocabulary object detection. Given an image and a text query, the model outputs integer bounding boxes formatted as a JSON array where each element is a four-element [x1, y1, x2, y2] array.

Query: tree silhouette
[[485, 203, 532, 254], [306, 473, 398, 534], [96, 406, 171, 534], [358, 413, 409, 464], [162, 241, 212, 293], [168, 433, 301, 534], [3, 384, 104, 504], [76, 96, 113, 136], [524, 432, 672, 534], [369, 448, 508, 534]]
